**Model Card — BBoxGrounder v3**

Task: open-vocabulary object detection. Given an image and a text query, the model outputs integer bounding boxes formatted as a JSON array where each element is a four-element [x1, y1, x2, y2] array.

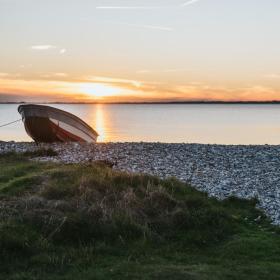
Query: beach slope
[[0, 151, 279, 279]]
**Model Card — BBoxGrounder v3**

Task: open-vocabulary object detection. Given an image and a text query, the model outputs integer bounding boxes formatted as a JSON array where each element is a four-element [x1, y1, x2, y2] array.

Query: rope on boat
[[0, 118, 22, 128]]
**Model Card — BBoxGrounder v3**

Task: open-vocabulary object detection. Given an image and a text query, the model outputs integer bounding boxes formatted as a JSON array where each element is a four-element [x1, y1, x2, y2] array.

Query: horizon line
[[2, 101, 280, 105]]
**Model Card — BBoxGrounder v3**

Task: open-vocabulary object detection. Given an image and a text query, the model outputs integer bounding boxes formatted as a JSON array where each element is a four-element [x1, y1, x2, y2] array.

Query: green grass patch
[[0, 152, 279, 280], [23, 148, 58, 157]]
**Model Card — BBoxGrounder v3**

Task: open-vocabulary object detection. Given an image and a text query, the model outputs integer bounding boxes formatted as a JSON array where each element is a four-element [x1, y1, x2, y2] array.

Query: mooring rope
[[0, 118, 22, 128]]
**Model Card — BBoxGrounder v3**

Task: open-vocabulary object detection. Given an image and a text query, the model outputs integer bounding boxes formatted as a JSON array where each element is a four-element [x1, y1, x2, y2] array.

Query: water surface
[[1, 104, 280, 144]]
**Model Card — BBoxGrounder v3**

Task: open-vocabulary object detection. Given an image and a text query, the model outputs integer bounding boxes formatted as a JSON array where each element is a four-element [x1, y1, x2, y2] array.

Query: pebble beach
[[1, 141, 280, 225]]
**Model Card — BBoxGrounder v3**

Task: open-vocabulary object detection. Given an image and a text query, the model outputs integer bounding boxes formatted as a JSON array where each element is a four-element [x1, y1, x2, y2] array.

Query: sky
[[1, 0, 280, 102]]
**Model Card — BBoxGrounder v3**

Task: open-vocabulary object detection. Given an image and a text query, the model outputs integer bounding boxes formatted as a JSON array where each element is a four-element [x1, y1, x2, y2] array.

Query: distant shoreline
[[2, 101, 280, 105]]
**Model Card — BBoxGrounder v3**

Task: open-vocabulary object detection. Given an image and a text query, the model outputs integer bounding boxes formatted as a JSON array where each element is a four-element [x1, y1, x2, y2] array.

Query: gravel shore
[[1, 141, 280, 225]]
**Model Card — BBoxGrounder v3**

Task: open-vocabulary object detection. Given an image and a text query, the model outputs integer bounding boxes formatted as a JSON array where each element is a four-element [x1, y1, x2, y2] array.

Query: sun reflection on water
[[94, 104, 106, 142]]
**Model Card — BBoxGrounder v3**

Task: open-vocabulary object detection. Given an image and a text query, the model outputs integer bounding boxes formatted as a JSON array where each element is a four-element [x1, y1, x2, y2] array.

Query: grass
[[0, 151, 279, 279]]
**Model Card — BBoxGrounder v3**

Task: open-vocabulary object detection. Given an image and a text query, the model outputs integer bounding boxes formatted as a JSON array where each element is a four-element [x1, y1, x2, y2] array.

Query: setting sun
[[79, 83, 121, 99]]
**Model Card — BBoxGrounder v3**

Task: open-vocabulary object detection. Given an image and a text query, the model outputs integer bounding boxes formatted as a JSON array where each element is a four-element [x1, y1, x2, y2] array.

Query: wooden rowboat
[[18, 104, 98, 143]]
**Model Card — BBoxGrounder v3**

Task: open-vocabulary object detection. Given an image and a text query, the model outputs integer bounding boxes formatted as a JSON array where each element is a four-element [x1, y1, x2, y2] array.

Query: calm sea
[[1, 104, 280, 144]]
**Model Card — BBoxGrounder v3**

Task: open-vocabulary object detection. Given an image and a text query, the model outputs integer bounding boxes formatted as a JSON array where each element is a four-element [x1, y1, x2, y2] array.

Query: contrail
[[96, 6, 161, 10], [114, 22, 173, 31], [181, 0, 200, 7], [96, 2, 201, 10]]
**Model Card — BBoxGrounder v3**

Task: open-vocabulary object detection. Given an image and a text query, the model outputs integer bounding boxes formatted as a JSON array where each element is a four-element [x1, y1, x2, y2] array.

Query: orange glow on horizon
[[1, 76, 280, 103]]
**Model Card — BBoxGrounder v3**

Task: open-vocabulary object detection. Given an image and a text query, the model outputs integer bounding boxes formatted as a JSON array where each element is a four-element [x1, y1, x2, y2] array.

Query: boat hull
[[18, 105, 98, 143]]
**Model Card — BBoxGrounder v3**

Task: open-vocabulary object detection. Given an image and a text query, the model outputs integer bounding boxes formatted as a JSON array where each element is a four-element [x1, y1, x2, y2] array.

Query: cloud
[[163, 68, 189, 73], [54, 73, 68, 77], [96, 6, 161, 10], [2, 73, 280, 103], [181, 0, 200, 7], [0, 73, 22, 78], [19, 64, 32, 69], [30, 45, 57, 50], [137, 70, 152, 74], [96, 2, 201, 11], [87, 76, 142, 88], [39, 73, 68, 79], [30, 45, 67, 55], [113, 22, 173, 31], [136, 69, 189, 74]]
